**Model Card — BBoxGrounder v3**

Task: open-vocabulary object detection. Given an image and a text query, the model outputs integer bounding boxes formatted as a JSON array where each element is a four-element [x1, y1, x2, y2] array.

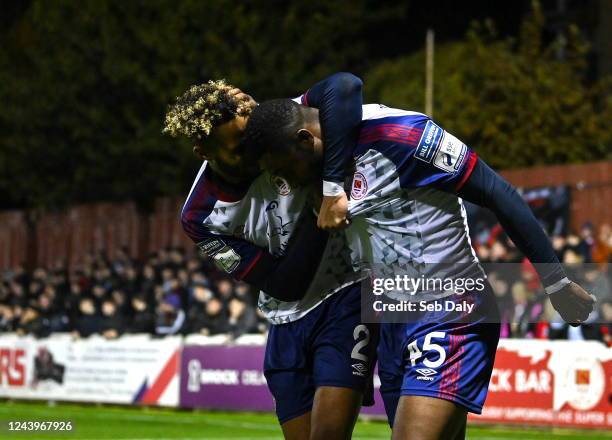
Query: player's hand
[[228, 88, 256, 111], [317, 193, 350, 230], [549, 281, 596, 326]]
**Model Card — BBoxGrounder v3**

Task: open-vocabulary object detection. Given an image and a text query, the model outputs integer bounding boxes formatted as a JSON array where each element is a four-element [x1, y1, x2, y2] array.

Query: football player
[[164, 73, 377, 440], [244, 99, 596, 440]]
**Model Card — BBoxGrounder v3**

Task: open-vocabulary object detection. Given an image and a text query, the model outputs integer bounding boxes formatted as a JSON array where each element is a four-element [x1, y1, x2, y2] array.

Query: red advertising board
[[470, 339, 611, 429]]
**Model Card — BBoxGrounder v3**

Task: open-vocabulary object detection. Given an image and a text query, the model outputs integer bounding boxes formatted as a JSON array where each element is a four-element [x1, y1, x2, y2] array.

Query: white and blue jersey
[[181, 163, 362, 325], [181, 77, 376, 424], [346, 105, 483, 301], [343, 105, 499, 418]]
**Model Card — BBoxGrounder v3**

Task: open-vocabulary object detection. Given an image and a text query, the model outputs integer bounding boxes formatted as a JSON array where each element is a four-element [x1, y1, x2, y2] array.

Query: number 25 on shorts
[[406, 331, 447, 369]]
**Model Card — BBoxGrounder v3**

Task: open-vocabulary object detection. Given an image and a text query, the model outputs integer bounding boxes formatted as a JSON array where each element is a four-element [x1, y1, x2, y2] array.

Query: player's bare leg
[[391, 395, 467, 440], [452, 419, 467, 440], [281, 412, 311, 440], [309, 386, 363, 440]]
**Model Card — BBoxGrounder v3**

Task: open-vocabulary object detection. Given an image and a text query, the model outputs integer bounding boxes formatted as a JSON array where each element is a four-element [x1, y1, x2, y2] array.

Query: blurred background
[[0, 0, 611, 437]]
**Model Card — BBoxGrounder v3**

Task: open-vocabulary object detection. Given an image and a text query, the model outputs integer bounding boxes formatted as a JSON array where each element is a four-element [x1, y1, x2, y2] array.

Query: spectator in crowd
[[11, 306, 23, 332], [189, 283, 212, 306], [155, 296, 185, 336], [128, 295, 155, 333], [37, 292, 68, 335], [101, 299, 124, 339], [16, 306, 49, 337], [595, 300, 612, 347], [91, 284, 107, 307], [121, 266, 140, 296], [551, 235, 566, 261], [65, 281, 84, 329], [216, 279, 234, 304], [74, 297, 103, 338], [140, 264, 158, 303], [488, 272, 513, 338], [189, 298, 228, 336], [186, 284, 212, 332], [114, 290, 132, 322], [5, 281, 25, 309], [578, 222, 595, 262], [583, 266, 611, 303], [0, 304, 15, 332], [227, 298, 257, 338], [593, 223, 611, 266]]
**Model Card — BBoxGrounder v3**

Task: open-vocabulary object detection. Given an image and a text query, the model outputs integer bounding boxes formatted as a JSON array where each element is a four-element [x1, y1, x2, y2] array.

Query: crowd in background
[[1, 223, 611, 345], [472, 222, 612, 345], [0, 248, 266, 340]]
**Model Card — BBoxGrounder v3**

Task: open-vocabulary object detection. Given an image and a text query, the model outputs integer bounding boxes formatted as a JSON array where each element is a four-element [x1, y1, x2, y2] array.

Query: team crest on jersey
[[351, 172, 368, 200], [270, 175, 291, 196]]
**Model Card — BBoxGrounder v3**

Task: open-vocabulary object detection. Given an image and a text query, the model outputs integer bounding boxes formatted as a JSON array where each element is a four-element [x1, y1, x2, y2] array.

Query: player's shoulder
[[181, 162, 250, 218], [356, 104, 430, 151], [362, 104, 428, 124], [181, 163, 217, 229]]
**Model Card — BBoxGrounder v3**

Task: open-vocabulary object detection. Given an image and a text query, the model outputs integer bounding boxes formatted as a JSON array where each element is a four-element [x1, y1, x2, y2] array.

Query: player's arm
[[365, 115, 595, 324], [242, 211, 329, 300], [456, 159, 595, 324], [299, 72, 363, 229], [183, 212, 329, 302]]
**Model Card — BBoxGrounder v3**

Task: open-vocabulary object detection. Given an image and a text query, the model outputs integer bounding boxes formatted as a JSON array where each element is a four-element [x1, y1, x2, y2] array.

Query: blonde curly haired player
[[164, 74, 366, 230], [164, 80, 259, 182], [166, 74, 380, 440], [164, 80, 253, 139]]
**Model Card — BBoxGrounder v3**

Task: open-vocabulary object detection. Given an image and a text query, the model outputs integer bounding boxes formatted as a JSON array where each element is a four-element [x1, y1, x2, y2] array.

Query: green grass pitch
[[0, 401, 609, 439]]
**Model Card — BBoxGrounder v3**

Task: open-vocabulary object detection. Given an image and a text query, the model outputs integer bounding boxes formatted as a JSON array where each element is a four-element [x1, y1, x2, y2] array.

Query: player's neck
[[208, 161, 257, 186]]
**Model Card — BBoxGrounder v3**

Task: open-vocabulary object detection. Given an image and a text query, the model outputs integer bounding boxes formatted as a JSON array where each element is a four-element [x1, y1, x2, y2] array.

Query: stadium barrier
[[0, 335, 610, 429], [471, 339, 611, 429], [0, 333, 180, 406]]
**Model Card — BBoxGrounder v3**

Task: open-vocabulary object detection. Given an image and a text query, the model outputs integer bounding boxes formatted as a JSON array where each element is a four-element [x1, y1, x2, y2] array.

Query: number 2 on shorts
[[351, 324, 371, 362]]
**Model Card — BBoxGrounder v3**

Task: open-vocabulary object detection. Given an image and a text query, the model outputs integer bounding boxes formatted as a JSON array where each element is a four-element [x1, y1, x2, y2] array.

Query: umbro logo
[[415, 368, 437, 381], [352, 363, 368, 377]]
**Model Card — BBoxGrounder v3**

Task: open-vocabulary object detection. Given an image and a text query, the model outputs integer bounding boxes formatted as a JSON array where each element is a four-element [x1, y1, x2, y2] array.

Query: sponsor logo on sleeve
[[414, 120, 443, 163], [198, 238, 242, 273], [198, 238, 226, 257], [212, 247, 241, 273], [351, 172, 368, 200], [432, 131, 467, 173]]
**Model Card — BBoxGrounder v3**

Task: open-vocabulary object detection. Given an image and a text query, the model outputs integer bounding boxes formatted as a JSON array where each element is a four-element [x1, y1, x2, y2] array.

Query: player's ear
[[193, 145, 206, 160], [296, 129, 315, 152]]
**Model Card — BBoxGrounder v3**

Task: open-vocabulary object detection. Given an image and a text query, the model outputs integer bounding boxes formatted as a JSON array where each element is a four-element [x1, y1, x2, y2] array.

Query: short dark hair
[[244, 99, 305, 155]]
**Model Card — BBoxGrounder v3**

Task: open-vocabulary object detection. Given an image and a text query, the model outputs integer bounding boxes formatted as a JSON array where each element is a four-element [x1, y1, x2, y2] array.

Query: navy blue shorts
[[378, 286, 500, 426], [264, 283, 378, 424]]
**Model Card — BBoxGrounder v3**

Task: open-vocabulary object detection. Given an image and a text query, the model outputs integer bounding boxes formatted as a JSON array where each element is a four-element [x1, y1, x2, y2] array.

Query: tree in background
[[0, 0, 407, 211], [365, 1, 612, 169], [0, 0, 609, 213]]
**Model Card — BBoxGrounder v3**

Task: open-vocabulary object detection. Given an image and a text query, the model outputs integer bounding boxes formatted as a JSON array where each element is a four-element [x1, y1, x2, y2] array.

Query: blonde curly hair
[[163, 80, 252, 141]]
